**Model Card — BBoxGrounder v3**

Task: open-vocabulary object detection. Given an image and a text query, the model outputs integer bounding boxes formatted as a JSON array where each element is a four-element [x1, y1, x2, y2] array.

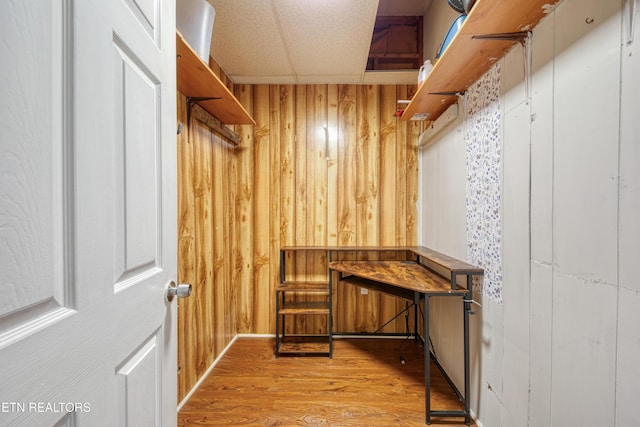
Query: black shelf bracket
[[185, 96, 240, 146], [472, 31, 530, 42], [428, 90, 466, 97]]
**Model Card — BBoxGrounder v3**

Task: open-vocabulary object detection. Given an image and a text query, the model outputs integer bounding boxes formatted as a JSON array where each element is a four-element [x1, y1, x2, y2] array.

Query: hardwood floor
[[178, 337, 475, 426]]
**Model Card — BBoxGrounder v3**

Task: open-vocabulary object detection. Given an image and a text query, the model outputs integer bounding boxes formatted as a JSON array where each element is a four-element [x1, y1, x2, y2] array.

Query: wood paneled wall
[[177, 83, 421, 401], [177, 94, 238, 401], [234, 84, 422, 335]]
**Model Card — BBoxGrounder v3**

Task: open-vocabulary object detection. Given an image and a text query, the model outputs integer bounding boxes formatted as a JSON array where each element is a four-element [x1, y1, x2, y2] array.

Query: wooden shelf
[[176, 31, 255, 125], [277, 281, 330, 292], [278, 301, 330, 315], [401, 0, 562, 122]]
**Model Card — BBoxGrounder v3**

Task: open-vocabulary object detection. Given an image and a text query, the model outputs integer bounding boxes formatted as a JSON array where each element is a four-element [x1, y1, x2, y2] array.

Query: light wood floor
[[178, 337, 475, 426]]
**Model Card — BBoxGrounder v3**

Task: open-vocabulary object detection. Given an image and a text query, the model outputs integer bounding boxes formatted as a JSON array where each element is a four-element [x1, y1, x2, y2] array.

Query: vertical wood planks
[[235, 84, 255, 333], [355, 85, 381, 332], [294, 85, 308, 334], [177, 103, 241, 401], [305, 86, 324, 281], [280, 85, 296, 250], [252, 85, 271, 334], [379, 85, 401, 332], [268, 85, 282, 336], [308, 85, 329, 334], [178, 93, 241, 401], [192, 118, 215, 375], [326, 85, 339, 247], [222, 134, 237, 345], [335, 84, 358, 331], [380, 85, 398, 246], [337, 84, 357, 247], [395, 86, 409, 246], [177, 93, 196, 400], [356, 85, 380, 247], [279, 85, 296, 335], [407, 119, 421, 245], [177, 84, 420, 399], [211, 132, 227, 355]]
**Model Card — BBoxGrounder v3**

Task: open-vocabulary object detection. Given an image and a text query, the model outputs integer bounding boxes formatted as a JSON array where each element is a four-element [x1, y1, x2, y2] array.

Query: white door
[[0, 0, 178, 426]]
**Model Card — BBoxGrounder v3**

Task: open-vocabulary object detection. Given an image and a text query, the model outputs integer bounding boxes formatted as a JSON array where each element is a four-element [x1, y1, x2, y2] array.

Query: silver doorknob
[[166, 281, 192, 302]]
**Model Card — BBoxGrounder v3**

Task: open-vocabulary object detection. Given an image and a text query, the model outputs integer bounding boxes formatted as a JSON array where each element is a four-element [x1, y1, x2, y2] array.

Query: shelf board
[[277, 281, 330, 292], [401, 0, 563, 122], [176, 31, 255, 125], [278, 302, 330, 315]]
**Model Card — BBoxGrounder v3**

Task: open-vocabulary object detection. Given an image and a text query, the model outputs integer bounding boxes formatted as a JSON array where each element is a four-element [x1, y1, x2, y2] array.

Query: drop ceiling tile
[[207, 0, 423, 84], [230, 74, 297, 85], [296, 74, 364, 84], [272, 0, 379, 77], [209, 0, 292, 78]]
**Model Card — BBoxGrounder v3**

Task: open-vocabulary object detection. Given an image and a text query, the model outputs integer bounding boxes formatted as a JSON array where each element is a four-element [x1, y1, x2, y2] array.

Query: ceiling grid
[[208, 0, 428, 84]]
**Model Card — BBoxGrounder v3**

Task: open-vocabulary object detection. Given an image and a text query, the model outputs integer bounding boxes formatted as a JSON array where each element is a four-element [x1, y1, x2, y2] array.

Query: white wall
[[423, 0, 459, 62], [418, 1, 640, 426]]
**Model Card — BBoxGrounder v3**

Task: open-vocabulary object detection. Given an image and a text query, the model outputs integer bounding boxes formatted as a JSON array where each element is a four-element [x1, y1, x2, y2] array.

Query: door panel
[[113, 37, 161, 289], [116, 331, 163, 426], [124, 0, 160, 43], [0, 0, 177, 425], [0, 0, 75, 350]]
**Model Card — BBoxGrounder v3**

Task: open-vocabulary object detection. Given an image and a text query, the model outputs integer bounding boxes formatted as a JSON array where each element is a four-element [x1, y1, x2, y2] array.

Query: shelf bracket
[[187, 96, 222, 127], [186, 97, 220, 143], [428, 90, 465, 97], [186, 96, 240, 146], [473, 31, 532, 104], [624, 0, 636, 46], [472, 31, 530, 42]]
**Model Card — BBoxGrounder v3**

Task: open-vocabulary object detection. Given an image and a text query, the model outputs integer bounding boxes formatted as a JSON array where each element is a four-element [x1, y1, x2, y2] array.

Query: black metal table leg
[[463, 277, 472, 425], [424, 294, 431, 425]]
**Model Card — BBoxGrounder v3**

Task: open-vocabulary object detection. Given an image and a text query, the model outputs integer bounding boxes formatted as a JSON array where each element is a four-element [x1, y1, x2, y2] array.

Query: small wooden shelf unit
[[275, 248, 333, 357]]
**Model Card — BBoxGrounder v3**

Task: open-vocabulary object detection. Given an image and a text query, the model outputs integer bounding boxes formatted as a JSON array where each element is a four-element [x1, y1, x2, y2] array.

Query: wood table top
[[329, 260, 468, 295], [281, 246, 484, 275]]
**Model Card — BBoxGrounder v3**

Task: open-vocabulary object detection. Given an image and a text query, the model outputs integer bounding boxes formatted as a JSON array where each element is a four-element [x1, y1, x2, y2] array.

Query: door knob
[[166, 281, 192, 302]]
